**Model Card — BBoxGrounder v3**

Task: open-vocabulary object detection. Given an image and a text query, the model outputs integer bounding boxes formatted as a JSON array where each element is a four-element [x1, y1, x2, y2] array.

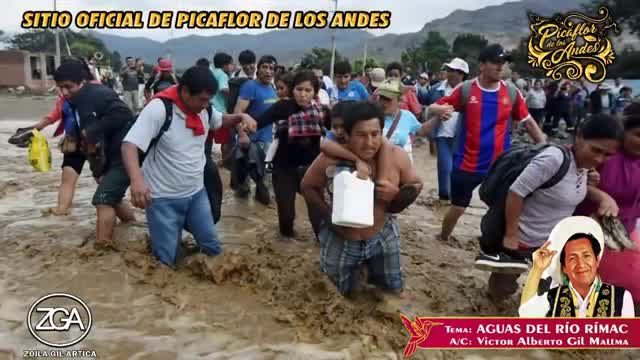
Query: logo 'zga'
[[35, 307, 86, 331], [27, 293, 92, 348]]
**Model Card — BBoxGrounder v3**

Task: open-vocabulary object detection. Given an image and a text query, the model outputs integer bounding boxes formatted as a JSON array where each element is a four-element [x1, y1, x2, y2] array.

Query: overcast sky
[[4, 0, 512, 40]]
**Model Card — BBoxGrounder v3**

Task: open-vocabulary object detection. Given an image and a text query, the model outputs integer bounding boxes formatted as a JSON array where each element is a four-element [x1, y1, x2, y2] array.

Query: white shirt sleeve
[[621, 290, 635, 318], [123, 98, 166, 153], [317, 89, 331, 105], [519, 292, 551, 317], [208, 106, 223, 130]]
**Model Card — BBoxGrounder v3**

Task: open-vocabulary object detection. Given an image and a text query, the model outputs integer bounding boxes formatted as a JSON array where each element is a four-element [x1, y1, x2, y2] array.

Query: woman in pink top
[[575, 102, 640, 305]]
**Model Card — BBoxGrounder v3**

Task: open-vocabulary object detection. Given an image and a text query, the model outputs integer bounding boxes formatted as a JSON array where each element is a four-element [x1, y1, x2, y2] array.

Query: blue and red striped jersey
[[437, 79, 530, 174]]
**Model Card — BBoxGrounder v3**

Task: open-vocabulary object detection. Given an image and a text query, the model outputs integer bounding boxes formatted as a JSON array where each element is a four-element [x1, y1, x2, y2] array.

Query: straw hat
[[369, 67, 386, 88], [377, 79, 402, 100]]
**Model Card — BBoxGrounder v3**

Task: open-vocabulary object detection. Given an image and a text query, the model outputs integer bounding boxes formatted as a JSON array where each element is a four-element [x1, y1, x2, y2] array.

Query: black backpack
[[478, 144, 571, 254], [152, 79, 174, 94], [226, 77, 250, 114]]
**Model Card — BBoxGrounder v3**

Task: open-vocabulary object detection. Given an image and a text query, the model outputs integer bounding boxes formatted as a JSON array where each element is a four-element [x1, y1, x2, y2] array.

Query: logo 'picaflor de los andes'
[[527, 6, 620, 83], [400, 315, 443, 357]]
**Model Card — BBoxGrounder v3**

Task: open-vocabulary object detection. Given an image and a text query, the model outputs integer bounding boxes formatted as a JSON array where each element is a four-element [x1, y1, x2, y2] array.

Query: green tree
[[401, 31, 450, 74], [509, 36, 546, 78], [111, 51, 123, 72], [607, 48, 640, 78], [353, 58, 379, 75], [300, 47, 347, 74], [69, 41, 98, 59], [8, 30, 56, 53], [586, 0, 640, 34], [9, 29, 112, 65], [451, 33, 488, 75]]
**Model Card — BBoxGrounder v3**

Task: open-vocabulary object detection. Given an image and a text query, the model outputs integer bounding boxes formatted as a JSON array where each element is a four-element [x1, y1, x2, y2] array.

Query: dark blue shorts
[[450, 168, 486, 208]]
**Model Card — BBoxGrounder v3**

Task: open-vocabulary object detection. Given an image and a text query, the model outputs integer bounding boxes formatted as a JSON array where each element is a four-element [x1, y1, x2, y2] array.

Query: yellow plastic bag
[[28, 129, 52, 172]]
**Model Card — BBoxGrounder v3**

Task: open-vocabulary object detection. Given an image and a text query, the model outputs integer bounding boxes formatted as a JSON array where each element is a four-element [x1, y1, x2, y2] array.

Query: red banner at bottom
[[400, 316, 640, 357]]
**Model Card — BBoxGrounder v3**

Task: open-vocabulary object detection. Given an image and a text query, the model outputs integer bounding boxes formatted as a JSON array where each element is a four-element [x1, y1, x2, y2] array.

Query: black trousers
[[546, 111, 573, 133], [204, 142, 223, 224], [272, 165, 323, 238]]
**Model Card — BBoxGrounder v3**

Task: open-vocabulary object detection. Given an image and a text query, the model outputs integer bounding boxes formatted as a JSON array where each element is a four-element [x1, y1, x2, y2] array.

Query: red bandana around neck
[[153, 85, 205, 136]]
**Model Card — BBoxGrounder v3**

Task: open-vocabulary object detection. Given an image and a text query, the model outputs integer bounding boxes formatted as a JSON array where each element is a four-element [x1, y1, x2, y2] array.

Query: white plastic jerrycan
[[332, 169, 374, 228]]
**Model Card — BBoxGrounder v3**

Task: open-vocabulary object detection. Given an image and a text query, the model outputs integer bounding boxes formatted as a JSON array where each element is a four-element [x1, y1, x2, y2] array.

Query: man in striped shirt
[[429, 44, 546, 246]]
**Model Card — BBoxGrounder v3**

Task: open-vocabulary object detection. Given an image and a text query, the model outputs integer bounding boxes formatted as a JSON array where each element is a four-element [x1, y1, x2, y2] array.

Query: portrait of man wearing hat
[[519, 216, 635, 317]]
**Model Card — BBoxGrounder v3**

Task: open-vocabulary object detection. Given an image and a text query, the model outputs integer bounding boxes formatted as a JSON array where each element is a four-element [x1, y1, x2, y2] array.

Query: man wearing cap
[[417, 73, 431, 105], [143, 59, 177, 101], [423, 58, 469, 202], [428, 44, 546, 243], [400, 75, 422, 118], [233, 55, 279, 204], [378, 80, 434, 162], [519, 217, 634, 317]]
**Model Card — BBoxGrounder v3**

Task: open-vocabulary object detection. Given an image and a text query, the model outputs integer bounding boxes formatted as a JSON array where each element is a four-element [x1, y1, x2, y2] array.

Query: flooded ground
[[0, 96, 637, 359]]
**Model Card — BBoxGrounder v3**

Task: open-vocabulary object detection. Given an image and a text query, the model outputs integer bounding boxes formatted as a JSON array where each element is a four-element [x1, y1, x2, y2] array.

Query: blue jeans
[[146, 188, 222, 267], [435, 137, 454, 200]]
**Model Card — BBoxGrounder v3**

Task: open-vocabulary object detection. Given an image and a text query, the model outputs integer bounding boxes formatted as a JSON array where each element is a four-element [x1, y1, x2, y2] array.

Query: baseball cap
[[401, 75, 417, 86], [542, 216, 605, 286], [369, 67, 386, 88], [478, 44, 513, 64], [443, 57, 470, 74], [377, 80, 402, 100], [158, 59, 173, 72], [419, 72, 429, 80]]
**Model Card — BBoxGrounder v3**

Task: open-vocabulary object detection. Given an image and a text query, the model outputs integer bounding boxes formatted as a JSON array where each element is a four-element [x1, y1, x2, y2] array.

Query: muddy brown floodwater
[[0, 96, 637, 359]]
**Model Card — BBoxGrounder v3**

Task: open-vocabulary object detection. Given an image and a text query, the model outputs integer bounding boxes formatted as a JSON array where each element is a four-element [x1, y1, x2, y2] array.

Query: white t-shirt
[[612, 85, 623, 97], [317, 88, 331, 105], [123, 98, 223, 199], [435, 80, 459, 138], [526, 89, 547, 109], [601, 94, 611, 109], [322, 76, 335, 98]]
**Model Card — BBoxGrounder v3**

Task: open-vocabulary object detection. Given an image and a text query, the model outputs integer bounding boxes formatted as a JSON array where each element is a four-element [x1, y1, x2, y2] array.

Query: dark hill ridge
[[92, 0, 633, 67]]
